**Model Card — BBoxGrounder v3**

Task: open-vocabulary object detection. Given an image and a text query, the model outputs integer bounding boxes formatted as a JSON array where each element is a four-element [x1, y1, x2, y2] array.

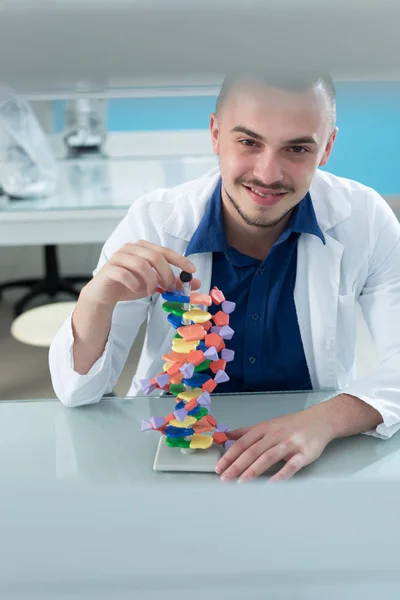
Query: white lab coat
[[49, 167, 400, 439]]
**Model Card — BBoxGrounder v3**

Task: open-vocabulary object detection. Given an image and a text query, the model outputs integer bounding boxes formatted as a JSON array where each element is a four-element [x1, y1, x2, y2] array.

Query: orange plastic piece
[[213, 432, 228, 445], [169, 373, 183, 384], [158, 424, 167, 434], [165, 413, 175, 423], [202, 379, 217, 393], [185, 399, 199, 412], [210, 287, 225, 305], [201, 321, 212, 332], [210, 359, 227, 374], [205, 414, 217, 427], [205, 333, 225, 352], [177, 324, 205, 342], [193, 419, 215, 434], [213, 311, 229, 327], [162, 351, 189, 363], [187, 349, 205, 366], [166, 362, 182, 376], [190, 292, 212, 306]]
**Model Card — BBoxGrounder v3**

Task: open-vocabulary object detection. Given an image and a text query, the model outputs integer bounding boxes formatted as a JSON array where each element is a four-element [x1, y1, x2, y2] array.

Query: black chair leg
[[0, 245, 91, 317]]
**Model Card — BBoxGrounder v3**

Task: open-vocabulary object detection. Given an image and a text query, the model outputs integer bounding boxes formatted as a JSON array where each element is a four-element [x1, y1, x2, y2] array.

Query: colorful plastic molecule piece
[[141, 270, 237, 455]]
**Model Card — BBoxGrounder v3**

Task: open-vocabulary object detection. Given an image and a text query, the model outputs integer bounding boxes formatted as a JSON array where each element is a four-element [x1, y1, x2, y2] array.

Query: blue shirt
[[185, 179, 325, 393]]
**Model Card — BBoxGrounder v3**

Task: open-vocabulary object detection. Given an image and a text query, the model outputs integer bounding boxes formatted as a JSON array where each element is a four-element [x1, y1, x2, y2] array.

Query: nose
[[252, 148, 284, 184]]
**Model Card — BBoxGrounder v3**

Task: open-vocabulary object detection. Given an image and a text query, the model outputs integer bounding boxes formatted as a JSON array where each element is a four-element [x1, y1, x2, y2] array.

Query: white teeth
[[250, 187, 279, 198]]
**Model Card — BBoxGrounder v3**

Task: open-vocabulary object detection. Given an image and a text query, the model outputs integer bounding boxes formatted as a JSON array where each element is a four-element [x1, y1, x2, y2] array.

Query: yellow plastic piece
[[172, 339, 199, 353], [182, 308, 212, 324], [177, 388, 202, 402], [163, 361, 174, 371], [190, 434, 213, 450], [169, 416, 197, 428]]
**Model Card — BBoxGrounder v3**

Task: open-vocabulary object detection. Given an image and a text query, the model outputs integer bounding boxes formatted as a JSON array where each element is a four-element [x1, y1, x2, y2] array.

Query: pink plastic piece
[[210, 287, 225, 305]]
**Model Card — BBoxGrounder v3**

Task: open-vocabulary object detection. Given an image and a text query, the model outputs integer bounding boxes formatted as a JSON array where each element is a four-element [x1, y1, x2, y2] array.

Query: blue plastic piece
[[162, 291, 190, 303], [182, 373, 211, 387], [188, 405, 201, 416], [164, 426, 195, 438], [167, 313, 184, 329], [175, 401, 186, 410], [197, 340, 207, 352]]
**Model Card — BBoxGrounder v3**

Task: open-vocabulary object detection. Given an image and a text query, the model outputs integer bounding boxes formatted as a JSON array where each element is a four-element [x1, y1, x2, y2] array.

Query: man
[[49, 70, 400, 482]]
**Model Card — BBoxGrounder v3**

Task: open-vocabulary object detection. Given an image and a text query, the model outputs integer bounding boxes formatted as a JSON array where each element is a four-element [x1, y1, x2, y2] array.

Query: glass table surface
[[1, 389, 400, 485]]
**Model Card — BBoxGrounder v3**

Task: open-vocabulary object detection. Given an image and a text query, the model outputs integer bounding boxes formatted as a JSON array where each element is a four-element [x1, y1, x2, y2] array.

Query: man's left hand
[[215, 405, 336, 483]]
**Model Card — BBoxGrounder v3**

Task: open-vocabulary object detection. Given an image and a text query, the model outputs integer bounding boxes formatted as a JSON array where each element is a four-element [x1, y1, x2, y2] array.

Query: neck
[[221, 188, 293, 260]]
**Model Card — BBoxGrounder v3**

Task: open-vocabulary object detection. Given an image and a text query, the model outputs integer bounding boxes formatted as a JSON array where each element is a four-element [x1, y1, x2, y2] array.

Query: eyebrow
[[230, 126, 317, 145]]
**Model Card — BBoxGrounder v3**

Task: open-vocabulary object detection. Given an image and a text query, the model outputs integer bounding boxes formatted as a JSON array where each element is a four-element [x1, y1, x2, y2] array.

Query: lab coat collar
[[161, 167, 352, 242]]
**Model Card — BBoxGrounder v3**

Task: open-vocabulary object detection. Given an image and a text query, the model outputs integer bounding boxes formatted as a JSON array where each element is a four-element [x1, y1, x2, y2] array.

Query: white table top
[[2, 390, 399, 484], [2, 391, 400, 597]]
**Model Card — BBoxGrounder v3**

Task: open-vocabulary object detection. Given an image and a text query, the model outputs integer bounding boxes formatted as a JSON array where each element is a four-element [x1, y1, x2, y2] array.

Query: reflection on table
[[0, 390, 399, 486]]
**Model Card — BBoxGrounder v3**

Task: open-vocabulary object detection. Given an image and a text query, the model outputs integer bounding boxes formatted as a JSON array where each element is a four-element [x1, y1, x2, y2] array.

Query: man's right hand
[[70, 240, 200, 377], [80, 239, 200, 307]]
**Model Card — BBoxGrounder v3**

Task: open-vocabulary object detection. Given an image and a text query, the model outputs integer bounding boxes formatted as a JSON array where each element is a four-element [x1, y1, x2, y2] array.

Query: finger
[[226, 426, 253, 440], [215, 427, 264, 475], [107, 265, 143, 295], [237, 444, 290, 482], [268, 453, 306, 482], [126, 245, 177, 291], [134, 240, 196, 275], [111, 253, 159, 295], [219, 438, 273, 482]]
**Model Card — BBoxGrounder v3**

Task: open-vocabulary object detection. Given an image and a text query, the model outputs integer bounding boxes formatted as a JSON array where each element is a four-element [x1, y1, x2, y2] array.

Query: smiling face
[[210, 79, 337, 229]]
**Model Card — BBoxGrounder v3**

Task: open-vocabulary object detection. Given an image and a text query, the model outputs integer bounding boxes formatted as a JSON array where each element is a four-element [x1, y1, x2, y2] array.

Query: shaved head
[[216, 70, 336, 130]]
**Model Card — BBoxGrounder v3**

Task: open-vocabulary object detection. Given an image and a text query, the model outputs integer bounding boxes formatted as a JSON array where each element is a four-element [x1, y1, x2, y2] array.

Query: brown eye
[[240, 139, 258, 147], [290, 146, 307, 154]]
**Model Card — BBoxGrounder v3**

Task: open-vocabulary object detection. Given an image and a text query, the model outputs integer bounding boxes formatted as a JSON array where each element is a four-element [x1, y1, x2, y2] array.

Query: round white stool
[[10, 301, 76, 347]]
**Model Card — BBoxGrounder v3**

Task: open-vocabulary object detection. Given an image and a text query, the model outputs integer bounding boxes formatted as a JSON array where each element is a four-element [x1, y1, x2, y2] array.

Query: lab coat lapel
[[295, 233, 345, 390]]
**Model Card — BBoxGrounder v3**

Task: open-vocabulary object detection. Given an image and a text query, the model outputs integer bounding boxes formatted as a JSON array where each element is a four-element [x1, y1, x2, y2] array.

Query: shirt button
[[251, 313, 260, 321], [249, 356, 257, 364], [259, 267, 265, 274]]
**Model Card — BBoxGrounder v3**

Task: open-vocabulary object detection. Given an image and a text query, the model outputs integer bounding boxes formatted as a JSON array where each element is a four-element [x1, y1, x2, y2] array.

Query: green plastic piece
[[165, 437, 191, 448], [174, 333, 182, 339], [162, 302, 186, 317], [170, 384, 185, 396], [194, 407, 209, 421], [194, 359, 212, 372]]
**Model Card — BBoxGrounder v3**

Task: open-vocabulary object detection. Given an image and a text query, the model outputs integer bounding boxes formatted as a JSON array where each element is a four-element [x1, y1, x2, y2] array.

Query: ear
[[319, 126, 338, 167], [210, 113, 220, 154]]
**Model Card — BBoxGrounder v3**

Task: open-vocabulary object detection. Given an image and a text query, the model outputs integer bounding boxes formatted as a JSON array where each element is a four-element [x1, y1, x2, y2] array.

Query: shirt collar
[[185, 178, 325, 258]]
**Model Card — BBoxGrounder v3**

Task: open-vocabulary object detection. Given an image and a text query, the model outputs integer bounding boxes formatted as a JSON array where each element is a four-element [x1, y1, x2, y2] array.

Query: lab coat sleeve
[[49, 205, 151, 408], [344, 203, 400, 439]]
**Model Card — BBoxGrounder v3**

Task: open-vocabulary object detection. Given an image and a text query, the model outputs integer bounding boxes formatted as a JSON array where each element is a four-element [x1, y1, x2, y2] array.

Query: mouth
[[243, 184, 288, 207]]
